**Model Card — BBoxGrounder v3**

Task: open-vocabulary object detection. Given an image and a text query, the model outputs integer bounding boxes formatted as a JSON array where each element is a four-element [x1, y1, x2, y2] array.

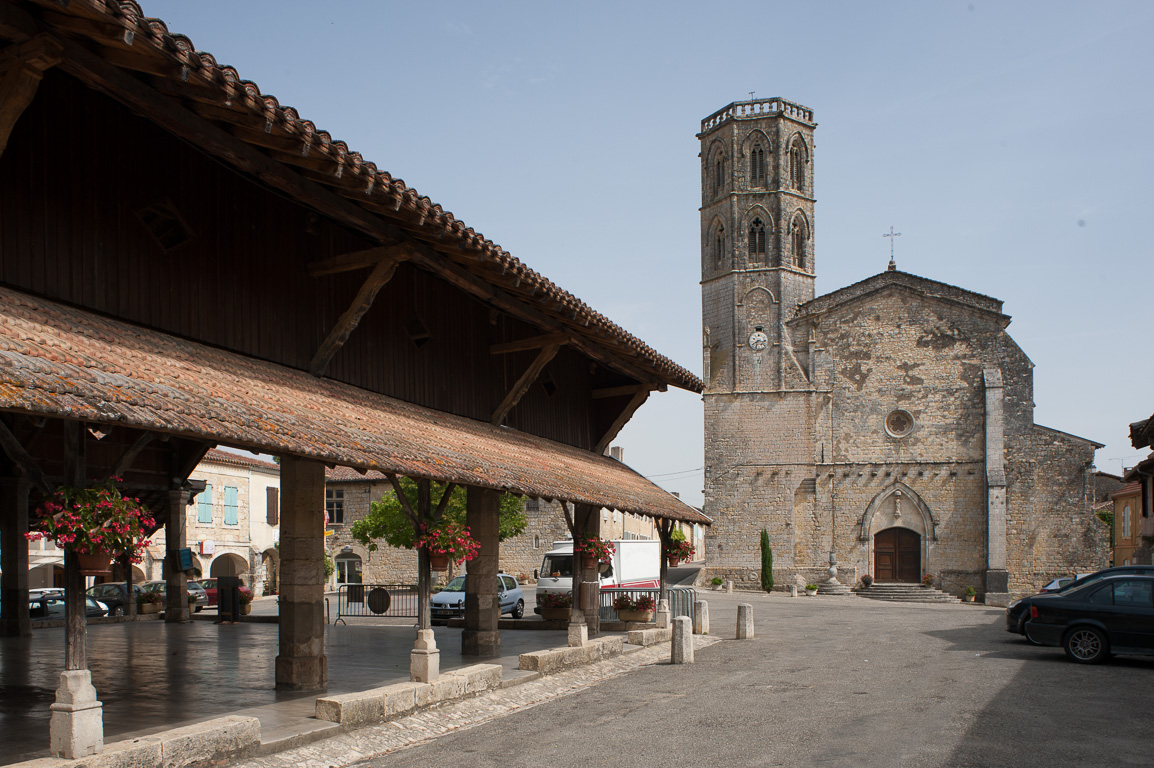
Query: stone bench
[[314, 664, 502, 727], [518, 635, 624, 675]]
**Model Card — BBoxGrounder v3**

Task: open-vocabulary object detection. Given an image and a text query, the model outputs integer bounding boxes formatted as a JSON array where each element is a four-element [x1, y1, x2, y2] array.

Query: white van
[[534, 539, 661, 612]]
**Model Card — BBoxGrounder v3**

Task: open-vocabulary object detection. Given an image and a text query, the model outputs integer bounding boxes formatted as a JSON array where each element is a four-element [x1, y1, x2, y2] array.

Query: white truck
[[534, 539, 661, 613]]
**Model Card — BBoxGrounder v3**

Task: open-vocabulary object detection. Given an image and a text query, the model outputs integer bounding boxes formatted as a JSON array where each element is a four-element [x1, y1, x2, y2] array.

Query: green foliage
[[350, 477, 527, 552], [669, 526, 687, 543], [710, 576, 723, 586], [323, 551, 334, 579], [760, 529, 774, 592]]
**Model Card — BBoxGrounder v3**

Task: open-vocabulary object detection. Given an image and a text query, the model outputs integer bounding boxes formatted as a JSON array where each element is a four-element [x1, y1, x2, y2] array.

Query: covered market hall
[[0, 0, 708, 761]]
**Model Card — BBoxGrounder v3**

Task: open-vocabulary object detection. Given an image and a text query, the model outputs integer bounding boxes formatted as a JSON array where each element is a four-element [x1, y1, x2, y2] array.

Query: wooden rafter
[[309, 255, 406, 377], [110, 430, 155, 478], [0, 34, 62, 156], [0, 418, 51, 494], [592, 383, 661, 399], [307, 244, 412, 278], [594, 390, 650, 454], [491, 342, 561, 425], [489, 332, 568, 355]]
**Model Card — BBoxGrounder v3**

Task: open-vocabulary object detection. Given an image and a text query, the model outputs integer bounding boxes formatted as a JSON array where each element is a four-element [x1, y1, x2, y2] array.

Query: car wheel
[[195, 606, 202, 613], [112, 605, 125, 617], [511, 599, 524, 619], [1064, 626, 1109, 664]]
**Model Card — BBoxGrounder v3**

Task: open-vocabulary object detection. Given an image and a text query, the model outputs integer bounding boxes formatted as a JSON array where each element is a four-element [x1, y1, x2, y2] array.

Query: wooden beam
[[309, 255, 404, 377], [0, 35, 61, 156], [491, 342, 561, 425], [592, 384, 652, 399], [489, 332, 568, 355], [111, 431, 155, 478], [594, 390, 650, 454], [307, 244, 412, 278], [0, 418, 51, 494]]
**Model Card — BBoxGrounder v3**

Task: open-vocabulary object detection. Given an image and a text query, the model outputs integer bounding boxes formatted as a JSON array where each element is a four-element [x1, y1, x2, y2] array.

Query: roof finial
[[883, 226, 902, 271]]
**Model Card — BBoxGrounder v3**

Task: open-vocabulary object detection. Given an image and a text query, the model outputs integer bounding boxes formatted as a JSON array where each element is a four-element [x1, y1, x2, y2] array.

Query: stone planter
[[138, 602, 160, 614], [539, 607, 569, 621], [963, 594, 976, 602], [805, 588, 818, 596], [617, 609, 654, 623]]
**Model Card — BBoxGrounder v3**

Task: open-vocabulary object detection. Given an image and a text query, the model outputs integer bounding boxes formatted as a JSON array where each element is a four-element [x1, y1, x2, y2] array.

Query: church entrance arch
[[874, 528, 921, 582]]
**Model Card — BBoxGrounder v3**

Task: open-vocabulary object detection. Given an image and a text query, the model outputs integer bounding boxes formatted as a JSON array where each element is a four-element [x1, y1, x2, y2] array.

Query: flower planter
[[540, 607, 570, 622], [666, 555, 681, 567], [241, 603, 252, 615], [76, 551, 113, 576], [138, 602, 160, 615], [805, 588, 818, 596], [617, 609, 654, 623], [581, 555, 599, 572], [428, 553, 449, 572], [963, 595, 976, 603]]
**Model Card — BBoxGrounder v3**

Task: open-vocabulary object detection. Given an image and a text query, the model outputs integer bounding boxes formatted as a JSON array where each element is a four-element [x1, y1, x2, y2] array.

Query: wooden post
[[64, 549, 85, 670], [0, 476, 31, 636], [658, 519, 672, 605], [417, 544, 430, 631]]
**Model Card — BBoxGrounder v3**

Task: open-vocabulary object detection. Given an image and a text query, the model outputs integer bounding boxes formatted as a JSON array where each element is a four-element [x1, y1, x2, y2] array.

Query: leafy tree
[[351, 477, 527, 552], [760, 529, 774, 592]]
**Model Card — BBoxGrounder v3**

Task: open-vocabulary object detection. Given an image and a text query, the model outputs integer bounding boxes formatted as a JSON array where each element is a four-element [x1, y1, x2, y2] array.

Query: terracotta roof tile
[[202, 448, 280, 472], [0, 287, 707, 524]]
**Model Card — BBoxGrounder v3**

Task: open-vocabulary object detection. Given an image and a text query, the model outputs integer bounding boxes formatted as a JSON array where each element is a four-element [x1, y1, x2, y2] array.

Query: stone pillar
[[410, 628, 439, 682], [693, 600, 709, 635], [275, 457, 327, 690], [49, 670, 103, 758], [655, 598, 671, 629], [736, 603, 754, 639], [577, 504, 600, 637], [671, 616, 693, 664], [463, 486, 500, 657], [983, 369, 1010, 603], [0, 476, 31, 637], [164, 489, 190, 623]]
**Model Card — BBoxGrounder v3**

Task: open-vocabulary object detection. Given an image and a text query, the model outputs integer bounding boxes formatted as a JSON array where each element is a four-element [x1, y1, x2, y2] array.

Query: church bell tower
[[698, 98, 817, 393]]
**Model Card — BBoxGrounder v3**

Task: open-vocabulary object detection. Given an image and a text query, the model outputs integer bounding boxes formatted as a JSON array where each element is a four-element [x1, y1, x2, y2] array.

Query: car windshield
[[442, 576, 466, 592], [541, 555, 573, 578]]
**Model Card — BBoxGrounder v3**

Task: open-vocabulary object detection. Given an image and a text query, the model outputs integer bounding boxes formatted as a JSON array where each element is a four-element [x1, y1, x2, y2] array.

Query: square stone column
[[1, 477, 31, 637], [983, 368, 1010, 604], [463, 486, 500, 656], [164, 489, 190, 623], [275, 456, 328, 690]]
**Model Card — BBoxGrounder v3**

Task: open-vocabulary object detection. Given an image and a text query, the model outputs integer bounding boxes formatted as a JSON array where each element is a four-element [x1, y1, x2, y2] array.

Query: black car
[[30, 593, 108, 620], [1005, 565, 1154, 637], [86, 582, 145, 617], [1024, 574, 1154, 663]]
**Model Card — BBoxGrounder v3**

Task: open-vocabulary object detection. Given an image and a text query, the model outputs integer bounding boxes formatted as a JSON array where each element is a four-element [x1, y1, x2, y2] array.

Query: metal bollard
[[737, 603, 754, 639], [693, 600, 709, 635], [671, 616, 694, 664]]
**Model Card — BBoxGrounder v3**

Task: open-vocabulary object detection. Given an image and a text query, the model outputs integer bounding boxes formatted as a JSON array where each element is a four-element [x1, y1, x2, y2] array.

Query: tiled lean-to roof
[[0, 288, 708, 524], [6, 0, 699, 394]]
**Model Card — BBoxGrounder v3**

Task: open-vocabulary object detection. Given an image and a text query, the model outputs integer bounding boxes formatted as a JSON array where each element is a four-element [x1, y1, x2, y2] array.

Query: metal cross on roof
[[883, 226, 901, 271]]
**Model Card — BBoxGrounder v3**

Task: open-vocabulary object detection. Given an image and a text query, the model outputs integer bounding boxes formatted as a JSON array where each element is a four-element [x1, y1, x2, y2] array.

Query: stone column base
[[567, 622, 588, 647], [275, 654, 328, 690], [461, 629, 500, 657], [49, 670, 103, 759], [655, 600, 671, 629], [411, 629, 440, 682], [985, 569, 1010, 593], [983, 593, 1012, 608]]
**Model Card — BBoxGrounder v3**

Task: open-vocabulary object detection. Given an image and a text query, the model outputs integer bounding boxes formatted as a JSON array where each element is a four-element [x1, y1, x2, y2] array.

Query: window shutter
[[197, 484, 213, 523], [267, 487, 279, 526], [224, 486, 239, 526]]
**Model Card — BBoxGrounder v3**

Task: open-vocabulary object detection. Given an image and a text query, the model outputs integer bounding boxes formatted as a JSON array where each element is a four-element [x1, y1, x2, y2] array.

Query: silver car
[[141, 580, 208, 612]]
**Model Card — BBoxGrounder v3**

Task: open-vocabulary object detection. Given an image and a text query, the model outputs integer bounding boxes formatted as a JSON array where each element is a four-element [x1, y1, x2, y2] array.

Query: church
[[698, 98, 1108, 603]]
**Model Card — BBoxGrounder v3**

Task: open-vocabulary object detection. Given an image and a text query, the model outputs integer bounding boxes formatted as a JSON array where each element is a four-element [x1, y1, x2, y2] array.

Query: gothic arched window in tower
[[748, 218, 767, 261], [714, 224, 726, 266], [791, 217, 808, 269], [750, 144, 766, 187], [789, 139, 806, 191], [714, 155, 726, 197]]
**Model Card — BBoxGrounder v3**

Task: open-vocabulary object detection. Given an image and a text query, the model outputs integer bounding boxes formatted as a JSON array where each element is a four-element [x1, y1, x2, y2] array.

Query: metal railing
[[333, 584, 420, 625], [598, 587, 696, 623]]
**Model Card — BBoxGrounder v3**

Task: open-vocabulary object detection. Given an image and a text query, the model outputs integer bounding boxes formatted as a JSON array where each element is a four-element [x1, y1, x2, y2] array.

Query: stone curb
[[314, 664, 503, 727], [518, 635, 624, 674]]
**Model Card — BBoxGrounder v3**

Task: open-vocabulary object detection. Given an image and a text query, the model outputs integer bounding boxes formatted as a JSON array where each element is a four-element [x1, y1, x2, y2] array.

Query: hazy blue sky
[[142, 1, 1153, 504]]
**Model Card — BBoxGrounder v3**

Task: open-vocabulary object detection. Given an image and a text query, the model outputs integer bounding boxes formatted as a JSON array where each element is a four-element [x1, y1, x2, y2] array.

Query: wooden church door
[[874, 528, 921, 582]]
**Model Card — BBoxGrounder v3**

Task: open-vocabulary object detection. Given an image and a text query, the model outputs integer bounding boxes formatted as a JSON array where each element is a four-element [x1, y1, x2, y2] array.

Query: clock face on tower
[[748, 331, 769, 351]]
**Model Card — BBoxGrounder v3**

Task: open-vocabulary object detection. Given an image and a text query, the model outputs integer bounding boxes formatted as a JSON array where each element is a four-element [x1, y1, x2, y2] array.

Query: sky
[[141, 1, 1154, 505]]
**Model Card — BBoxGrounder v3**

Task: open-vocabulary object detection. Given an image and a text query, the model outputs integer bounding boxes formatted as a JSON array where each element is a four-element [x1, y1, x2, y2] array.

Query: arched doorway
[[874, 528, 921, 582], [335, 551, 362, 585], [210, 552, 249, 585]]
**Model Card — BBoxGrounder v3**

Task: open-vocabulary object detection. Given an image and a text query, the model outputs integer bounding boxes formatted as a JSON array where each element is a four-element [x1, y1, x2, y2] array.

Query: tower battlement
[[699, 98, 815, 135]]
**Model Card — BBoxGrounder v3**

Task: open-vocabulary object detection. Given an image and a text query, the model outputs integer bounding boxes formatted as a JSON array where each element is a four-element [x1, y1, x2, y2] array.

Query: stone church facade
[[699, 98, 1108, 602]]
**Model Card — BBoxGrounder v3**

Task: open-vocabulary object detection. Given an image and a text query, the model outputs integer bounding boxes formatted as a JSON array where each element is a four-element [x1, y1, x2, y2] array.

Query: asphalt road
[[355, 591, 1154, 768]]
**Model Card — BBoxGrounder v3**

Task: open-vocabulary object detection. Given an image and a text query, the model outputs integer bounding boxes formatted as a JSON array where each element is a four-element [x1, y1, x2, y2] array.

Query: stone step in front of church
[[854, 584, 960, 604]]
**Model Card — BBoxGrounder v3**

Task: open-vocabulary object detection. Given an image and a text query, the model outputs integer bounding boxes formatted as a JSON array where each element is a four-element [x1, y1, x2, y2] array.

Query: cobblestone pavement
[[232, 635, 721, 768]]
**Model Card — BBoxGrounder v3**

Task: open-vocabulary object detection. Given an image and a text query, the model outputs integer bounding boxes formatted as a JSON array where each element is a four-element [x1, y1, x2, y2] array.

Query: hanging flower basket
[[25, 477, 154, 565], [573, 536, 615, 569], [76, 551, 114, 576], [665, 537, 694, 566], [428, 552, 450, 572], [413, 520, 480, 570]]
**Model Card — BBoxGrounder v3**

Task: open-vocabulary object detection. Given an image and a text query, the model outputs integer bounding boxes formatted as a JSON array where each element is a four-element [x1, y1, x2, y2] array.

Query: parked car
[[140, 580, 208, 612], [1006, 565, 1154, 637], [86, 582, 145, 616], [1024, 574, 1154, 663], [199, 578, 218, 607], [430, 574, 524, 622], [29, 593, 108, 620]]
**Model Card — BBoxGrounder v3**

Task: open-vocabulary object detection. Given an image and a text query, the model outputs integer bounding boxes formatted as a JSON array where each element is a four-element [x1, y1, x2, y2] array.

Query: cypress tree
[[760, 528, 774, 592]]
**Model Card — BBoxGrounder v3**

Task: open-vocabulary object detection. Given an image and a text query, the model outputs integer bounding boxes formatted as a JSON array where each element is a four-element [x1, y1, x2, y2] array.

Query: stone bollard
[[726, 580, 733, 594], [671, 616, 694, 664], [693, 600, 709, 635], [736, 603, 754, 639], [567, 620, 588, 647], [790, 585, 798, 598], [410, 629, 440, 682], [655, 599, 671, 629]]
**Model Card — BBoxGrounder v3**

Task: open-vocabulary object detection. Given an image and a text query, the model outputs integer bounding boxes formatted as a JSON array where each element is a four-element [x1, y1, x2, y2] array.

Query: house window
[[266, 487, 279, 526], [327, 489, 345, 525], [197, 484, 213, 524], [748, 218, 766, 259], [750, 144, 766, 186], [223, 486, 239, 526], [1123, 504, 1131, 539]]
